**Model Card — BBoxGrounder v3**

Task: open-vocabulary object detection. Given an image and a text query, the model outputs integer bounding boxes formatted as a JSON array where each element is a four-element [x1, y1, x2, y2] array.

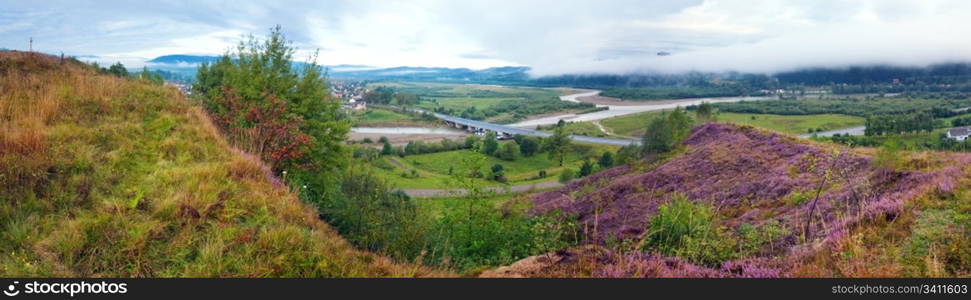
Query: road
[[402, 180, 563, 198]]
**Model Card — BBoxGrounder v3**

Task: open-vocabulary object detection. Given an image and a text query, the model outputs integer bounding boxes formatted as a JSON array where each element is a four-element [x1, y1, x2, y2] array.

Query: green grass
[[349, 107, 435, 127], [0, 52, 434, 277], [719, 113, 864, 135], [940, 112, 971, 127], [600, 110, 864, 137], [416, 194, 516, 218], [369, 81, 560, 112], [417, 97, 518, 111], [371, 142, 616, 189], [600, 111, 668, 137], [545, 122, 607, 137]]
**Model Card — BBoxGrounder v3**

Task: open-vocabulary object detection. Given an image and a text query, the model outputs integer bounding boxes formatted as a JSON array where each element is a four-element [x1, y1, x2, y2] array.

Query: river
[[508, 90, 772, 127], [797, 126, 866, 138]]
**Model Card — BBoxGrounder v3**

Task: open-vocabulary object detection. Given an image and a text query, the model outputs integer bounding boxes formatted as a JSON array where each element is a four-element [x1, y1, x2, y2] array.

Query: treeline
[[601, 86, 766, 101], [713, 96, 971, 118], [91, 61, 166, 85], [825, 133, 971, 152], [776, 63, 971, 86], [864, 112, 941, 136], [952, 115, 971, 127], [527, 63, 971, 98], [361, 86, 421, 105]]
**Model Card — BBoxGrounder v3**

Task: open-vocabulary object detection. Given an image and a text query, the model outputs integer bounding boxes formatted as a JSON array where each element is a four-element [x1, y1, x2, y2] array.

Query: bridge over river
[[372, 105, 640, 146]]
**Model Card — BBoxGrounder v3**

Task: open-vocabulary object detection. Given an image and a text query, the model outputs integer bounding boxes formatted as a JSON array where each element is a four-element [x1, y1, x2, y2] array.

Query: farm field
[[600, 110, 668, 137], [599, 110, 864, 137], [348, 107, 438, 127], [368, 142, 617, 190], [718, 112, 864, 135], [539, 121, 609, 137], [367, 81, 595, 123]]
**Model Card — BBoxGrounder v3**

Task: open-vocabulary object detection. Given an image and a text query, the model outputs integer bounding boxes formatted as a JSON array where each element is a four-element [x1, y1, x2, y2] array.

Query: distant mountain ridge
[[145, 54, 531, 83], [148, 54, 222, 65], [144, 54, 971, 93]]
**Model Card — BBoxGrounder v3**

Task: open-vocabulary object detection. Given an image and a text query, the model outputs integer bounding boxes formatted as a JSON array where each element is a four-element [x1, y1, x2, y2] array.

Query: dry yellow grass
[[0, 51, 445, 277]]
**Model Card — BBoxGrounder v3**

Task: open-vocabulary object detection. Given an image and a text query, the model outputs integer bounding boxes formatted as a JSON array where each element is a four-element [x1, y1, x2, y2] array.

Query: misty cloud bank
[[2, 0, 970, 75]]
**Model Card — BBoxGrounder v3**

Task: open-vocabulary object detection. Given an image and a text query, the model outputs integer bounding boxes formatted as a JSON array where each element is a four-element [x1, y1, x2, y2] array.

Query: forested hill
[[145, 54, 971, 93]]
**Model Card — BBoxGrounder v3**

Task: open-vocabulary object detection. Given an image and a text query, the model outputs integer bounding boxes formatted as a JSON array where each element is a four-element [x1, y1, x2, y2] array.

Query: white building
[[947, 127, 971, 141]]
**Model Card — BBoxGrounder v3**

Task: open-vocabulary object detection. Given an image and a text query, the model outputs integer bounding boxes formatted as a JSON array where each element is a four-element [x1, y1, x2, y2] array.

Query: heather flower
[[529, 123, 968, 277]]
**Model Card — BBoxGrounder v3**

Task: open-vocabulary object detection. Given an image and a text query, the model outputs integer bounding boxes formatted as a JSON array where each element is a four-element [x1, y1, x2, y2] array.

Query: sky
[[2, 0, 971, 75]]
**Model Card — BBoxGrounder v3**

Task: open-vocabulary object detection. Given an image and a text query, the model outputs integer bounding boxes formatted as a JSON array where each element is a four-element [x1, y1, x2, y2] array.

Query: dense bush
[[641, 195, 789, 266], [498, 141, 520, 161], [597, 151, 614, 169], [193, 25, 348, 176], [641, 107, 692, 154], [320, 167, 430, 259], [323, 156, 577, 272], [558, 169, 575, 183]]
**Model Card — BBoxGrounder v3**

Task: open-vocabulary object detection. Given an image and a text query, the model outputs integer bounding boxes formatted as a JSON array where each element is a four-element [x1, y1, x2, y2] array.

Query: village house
[[947, 126, 971, 141]]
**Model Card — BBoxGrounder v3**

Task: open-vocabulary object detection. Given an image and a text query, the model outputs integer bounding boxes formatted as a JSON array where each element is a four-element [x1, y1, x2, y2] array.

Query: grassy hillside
[[0, 51, 437, 277], [496, 123, 970, 277]]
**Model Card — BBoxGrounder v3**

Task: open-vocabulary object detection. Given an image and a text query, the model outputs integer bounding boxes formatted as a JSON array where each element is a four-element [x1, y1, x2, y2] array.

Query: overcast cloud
[[1, 0, 970, 75]]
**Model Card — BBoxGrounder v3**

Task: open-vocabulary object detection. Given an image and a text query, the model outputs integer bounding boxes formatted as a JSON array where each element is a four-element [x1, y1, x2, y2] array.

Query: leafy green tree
[[615, 144, 641, 165], [695, 102, 715, 122], [642, 117, 674, 154], [490, 163, 506, 182], [578, 159, 594, 177], [518, 136, 540, 157], [482, 131, 499, 155], [394, 92, 419, 106], [107, 62, 128, 77], [320, 166, 430, 260], [192, 25, 348, 186], [381, 141, 393, 155], [498, 141, 519, 161], [138, 67, 164, 85], [543, 126, 571, 166], [464, 135, 481, 149], [363, 86, 395, 104], [642, 107, 692, 155], [597, 151, 614, 169], [404, 141, 419, 155], [668, 106, 693, 141]]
